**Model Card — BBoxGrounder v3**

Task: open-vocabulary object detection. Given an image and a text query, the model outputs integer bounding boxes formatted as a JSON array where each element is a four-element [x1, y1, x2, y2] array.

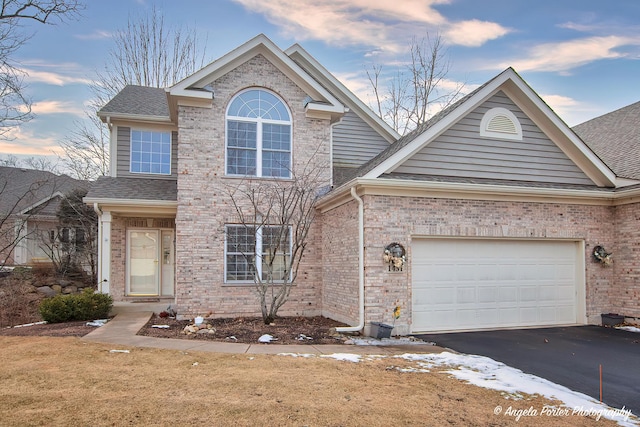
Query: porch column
[[99, 211, 112, 294]]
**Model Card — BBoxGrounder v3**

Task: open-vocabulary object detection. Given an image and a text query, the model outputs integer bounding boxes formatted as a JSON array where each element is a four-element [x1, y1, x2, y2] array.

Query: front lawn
[[0, 336, 617, 426]]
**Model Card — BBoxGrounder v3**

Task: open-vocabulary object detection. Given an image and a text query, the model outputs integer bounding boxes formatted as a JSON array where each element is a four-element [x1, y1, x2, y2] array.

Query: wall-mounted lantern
[[593, 245, 613, 266], [384, 243, 406, 272]]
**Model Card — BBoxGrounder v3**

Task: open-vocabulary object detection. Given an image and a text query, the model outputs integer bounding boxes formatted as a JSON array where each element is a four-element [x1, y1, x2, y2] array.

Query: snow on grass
[[345, 336, 436, 346], [278, 350, 637, 426], [617, 325, 640, 333]]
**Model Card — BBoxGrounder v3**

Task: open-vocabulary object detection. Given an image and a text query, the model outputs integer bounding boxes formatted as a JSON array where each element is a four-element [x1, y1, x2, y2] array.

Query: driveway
[[415, 326, 640, 415]]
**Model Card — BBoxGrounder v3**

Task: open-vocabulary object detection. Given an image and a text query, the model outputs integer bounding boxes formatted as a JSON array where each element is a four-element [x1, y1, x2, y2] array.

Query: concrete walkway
[[82, 312, 442, 355]]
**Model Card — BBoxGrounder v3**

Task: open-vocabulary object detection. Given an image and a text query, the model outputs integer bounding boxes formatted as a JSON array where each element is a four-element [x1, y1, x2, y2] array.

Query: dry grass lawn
[[0, 336, 618, 426]]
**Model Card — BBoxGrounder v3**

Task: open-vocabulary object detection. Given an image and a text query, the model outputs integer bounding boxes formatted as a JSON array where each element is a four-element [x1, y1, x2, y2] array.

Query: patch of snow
[[396, 352, 637, 426], [108, 349, 130, 354], [151, 324, 170, 329], [617, 326, 640, 333], [345, 337, 436, 346], [11, 321, 47, 328], [87, 319, 109, 327], [321, 353, 363, 363], [278, 351, 637, 426], [278, 353, 315, 358], [296, 334, 313, 341], [226, 336, 237, 341], [258, 334, 277, 343]]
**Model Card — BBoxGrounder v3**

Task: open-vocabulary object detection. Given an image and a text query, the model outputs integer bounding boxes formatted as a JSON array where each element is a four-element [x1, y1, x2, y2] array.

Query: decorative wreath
[[593, 245, 613, 266], [384, 243, 406, 271]]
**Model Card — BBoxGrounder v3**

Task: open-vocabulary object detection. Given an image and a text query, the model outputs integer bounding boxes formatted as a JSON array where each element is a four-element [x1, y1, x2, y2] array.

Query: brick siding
[[174, 54, 330, 318]]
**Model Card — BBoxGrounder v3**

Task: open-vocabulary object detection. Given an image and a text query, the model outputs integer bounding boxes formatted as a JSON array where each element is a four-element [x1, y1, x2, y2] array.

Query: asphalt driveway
[[415, 326, 640, 415]]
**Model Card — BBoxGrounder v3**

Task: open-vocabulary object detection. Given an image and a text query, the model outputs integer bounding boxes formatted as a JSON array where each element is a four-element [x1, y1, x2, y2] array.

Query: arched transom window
[[226, 89, 292, 178]]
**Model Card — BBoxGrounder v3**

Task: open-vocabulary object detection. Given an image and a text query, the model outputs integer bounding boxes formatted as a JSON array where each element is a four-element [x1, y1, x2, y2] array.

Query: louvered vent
[[487, 115, 517, 134], [480, 107, 523, 140]]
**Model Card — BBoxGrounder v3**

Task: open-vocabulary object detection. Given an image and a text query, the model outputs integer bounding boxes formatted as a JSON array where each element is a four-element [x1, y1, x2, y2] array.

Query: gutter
[[336, 187, 365, 333]]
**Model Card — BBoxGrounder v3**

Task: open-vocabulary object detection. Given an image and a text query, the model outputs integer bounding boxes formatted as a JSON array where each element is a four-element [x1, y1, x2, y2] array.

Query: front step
[[111, 299, 175, 315]]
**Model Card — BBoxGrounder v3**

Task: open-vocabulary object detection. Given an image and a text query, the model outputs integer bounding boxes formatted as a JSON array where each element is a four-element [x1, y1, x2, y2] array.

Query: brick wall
[[322, 194, 616, 334], [320, 199, 360, 325], [175, 54, 330, 318], [613, 202, 640, 320]]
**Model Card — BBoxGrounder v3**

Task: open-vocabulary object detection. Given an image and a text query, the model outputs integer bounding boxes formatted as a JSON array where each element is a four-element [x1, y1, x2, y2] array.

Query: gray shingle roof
[[572, 101, 640, 180], [99, 85, 169, 118], [0, 167, 87, 215], [86, 176, 177, 202]]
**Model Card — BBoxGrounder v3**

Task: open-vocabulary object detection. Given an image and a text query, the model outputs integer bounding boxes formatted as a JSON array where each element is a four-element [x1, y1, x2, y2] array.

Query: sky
[[4, 0, 640, 166]]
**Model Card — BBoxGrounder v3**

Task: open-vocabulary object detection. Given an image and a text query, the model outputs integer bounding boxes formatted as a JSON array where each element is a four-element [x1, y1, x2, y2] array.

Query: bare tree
[[0, 169, 57, 267], [227, 154, 329, 324], [38, 187, 96, 278], [367, 34, 464, 135], [59, 112, 108, 180], [60, 6, 207, 179], [0, 1, 83, 138], [0, 153, 60, 172]]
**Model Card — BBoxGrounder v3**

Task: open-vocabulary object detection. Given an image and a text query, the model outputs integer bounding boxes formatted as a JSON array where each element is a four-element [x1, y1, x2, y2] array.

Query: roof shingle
[[573, 101, 640, 180], [98, 85, 169, 118]]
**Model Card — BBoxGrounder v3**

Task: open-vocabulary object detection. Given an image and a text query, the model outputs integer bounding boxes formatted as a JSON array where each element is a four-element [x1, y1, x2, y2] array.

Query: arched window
[[480, 107, 523, 141], [226, 89, 292, 178]]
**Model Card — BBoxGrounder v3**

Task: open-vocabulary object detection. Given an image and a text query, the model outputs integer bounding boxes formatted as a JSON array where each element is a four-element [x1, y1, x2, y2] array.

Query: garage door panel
[[412, 239, 579, 333]]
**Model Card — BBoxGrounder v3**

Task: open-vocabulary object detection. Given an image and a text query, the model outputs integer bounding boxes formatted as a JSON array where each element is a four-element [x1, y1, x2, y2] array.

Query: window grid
[[225, 225, 291, 283], [130, 130, 171, 175], [226, 89, 291, 178]]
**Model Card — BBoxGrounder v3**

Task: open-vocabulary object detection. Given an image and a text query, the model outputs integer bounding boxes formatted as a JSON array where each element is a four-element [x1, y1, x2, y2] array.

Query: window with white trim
[[479, 107, 523, 141], [130, 130, 172, 175], [225, 224, 291, 282], [226, 89, 292, 178]]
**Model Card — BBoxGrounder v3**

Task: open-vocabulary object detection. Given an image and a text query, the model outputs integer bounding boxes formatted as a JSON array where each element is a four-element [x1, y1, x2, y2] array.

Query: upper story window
[[479, 107, 523, 141], [130, 130, 172, 175], [226, 89, 292, 178]]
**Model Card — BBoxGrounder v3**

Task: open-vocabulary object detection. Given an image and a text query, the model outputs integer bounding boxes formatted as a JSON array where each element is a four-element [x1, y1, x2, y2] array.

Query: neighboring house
[[85, 34, 640, 335], [0, 167, 89, 267]]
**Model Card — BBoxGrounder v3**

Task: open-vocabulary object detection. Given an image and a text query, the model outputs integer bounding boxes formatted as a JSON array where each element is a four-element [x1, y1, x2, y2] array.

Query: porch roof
[[85, 177, 177, 202]]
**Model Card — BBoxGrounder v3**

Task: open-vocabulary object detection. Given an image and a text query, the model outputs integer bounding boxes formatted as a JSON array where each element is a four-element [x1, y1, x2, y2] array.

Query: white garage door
[[411, 239, 582, 333]]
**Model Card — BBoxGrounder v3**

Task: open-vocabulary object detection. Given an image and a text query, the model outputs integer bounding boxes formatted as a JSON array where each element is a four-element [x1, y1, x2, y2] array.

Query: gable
[[168, 34, 345, 121], [333, 110, 391, 168], [391, 92, 595, 186]]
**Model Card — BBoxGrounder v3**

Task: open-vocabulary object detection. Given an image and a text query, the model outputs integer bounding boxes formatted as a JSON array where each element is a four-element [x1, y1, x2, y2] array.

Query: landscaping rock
[[36, 286, 57, 297], [62, 285, 77, 294], [51, 284, 62, 293]]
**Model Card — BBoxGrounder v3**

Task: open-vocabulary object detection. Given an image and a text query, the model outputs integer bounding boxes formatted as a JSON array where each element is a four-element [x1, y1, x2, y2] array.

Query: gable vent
[[487, 115, 517, 134], [480, 107, 523, 141]]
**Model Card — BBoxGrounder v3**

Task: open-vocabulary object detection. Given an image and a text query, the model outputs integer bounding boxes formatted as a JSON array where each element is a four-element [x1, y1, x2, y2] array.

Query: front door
[[128, 229, 174, 296]]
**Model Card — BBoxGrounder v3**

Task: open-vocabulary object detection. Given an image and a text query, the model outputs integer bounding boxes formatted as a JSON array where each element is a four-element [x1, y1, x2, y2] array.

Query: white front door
[[128, 229, 174, 296]]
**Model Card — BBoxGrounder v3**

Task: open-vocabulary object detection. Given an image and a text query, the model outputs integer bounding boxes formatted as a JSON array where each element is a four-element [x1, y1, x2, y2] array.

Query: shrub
[[39, 289, 112, 323]]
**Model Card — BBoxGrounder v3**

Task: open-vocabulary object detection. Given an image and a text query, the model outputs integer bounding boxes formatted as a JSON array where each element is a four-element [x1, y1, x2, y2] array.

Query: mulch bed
[[0, 315, 353, 345], [0, 320, 97, 337], [137, 314, 351, 345]]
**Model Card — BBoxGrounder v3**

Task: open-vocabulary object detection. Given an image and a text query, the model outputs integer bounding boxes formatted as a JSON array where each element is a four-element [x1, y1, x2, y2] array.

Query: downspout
[[93, 203, 103, 293], [336, 186, 365, 332]]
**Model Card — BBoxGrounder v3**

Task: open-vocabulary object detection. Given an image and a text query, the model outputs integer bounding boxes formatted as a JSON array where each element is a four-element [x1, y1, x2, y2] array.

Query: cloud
[[22, 68, 92, 86], [540, 94, 599, 127], [74, 30, 113, 40], [18, 60, 93, 86], [232, 0, 507, 52], [444, 19, 511, 47], [493, 36, 638, 73], [30, 100, 86, 117], [0, 127, 63, 156]]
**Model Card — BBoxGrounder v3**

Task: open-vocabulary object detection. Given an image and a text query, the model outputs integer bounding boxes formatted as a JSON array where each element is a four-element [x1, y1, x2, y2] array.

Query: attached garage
[[411, 238, 585, 333]]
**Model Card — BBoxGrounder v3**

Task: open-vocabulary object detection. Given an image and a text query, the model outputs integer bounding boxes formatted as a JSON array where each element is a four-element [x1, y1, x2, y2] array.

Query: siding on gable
[[392, 92, 594, 186], [332, 110, 389, 168], [116, 126, 178, 179]]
